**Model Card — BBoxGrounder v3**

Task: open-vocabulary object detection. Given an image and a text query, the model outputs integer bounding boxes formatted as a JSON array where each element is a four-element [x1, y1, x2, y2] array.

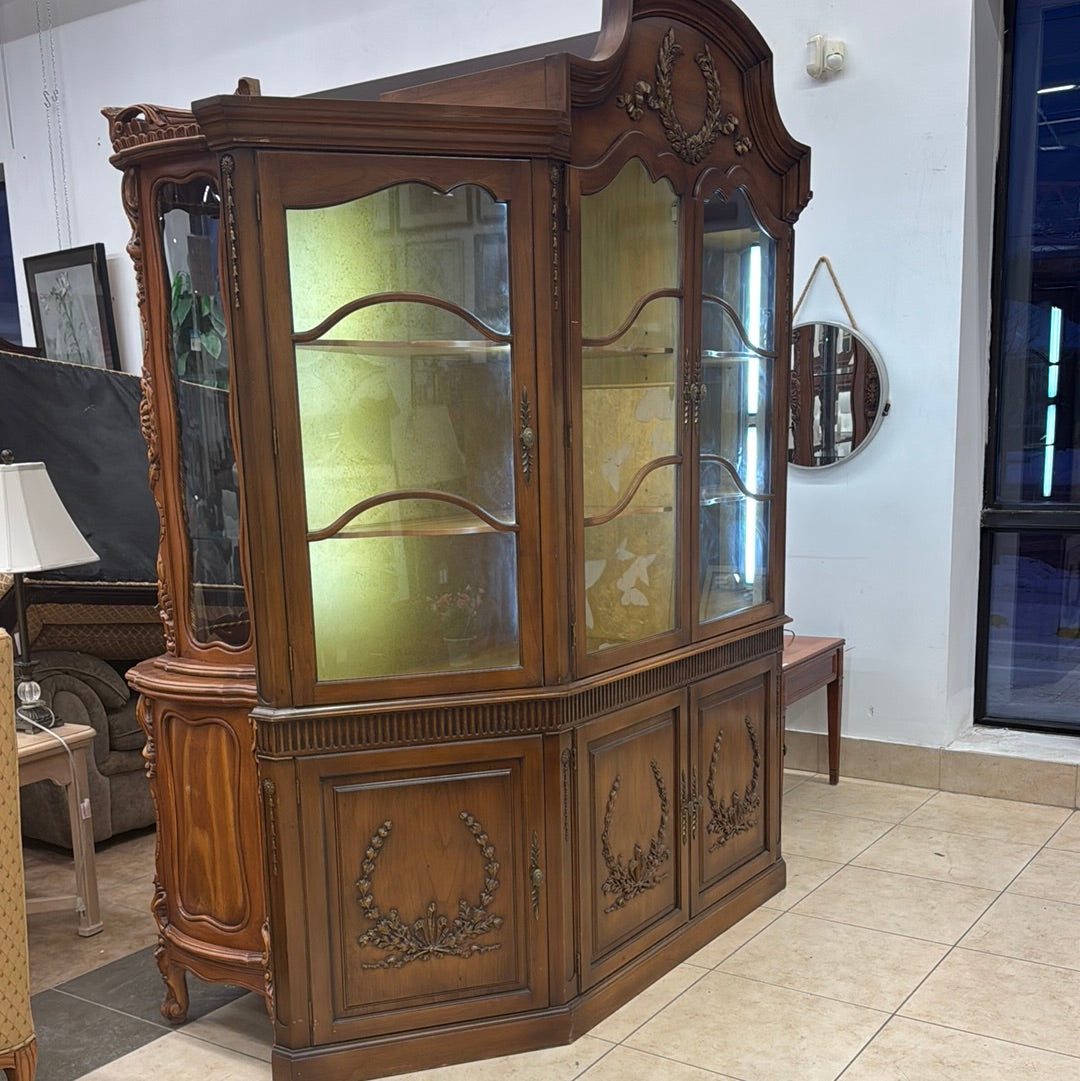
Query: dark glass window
[[979, 0, 1080, 731]]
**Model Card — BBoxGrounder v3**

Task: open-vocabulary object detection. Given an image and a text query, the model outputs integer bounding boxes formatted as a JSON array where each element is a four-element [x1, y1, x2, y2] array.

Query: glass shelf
[[313, 512, 508, 540], [700, 491, 749, 506], [295, 339, 509, 356], [581, 345, 675, 357], [701, 350, 771, 363]]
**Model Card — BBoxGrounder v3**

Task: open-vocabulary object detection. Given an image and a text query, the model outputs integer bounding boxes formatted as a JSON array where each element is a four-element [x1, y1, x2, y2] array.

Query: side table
[[17, 723, 103, 936], [782, 635, 845, 785]]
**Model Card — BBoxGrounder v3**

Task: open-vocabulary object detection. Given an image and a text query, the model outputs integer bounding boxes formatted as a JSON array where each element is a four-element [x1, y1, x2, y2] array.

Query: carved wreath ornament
[[706, 716, 762, 849], [616, 28, 752, 164], [355, 811, 503, 969], [600, 759, 672, 912]]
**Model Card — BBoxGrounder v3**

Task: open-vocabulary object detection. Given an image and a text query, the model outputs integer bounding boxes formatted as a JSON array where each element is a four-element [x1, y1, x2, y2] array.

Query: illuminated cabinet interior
[[106, 2, 809, 1078]]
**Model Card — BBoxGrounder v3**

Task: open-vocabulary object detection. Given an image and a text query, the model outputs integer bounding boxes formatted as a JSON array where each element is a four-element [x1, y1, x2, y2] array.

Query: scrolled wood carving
[[102, 103, 202, 155], [260, 918, 275, 1019], [599, 759, 671, 912], [705, 715, 761, 850], [616, 28, 750, 165], [356, 811, 503, 969]]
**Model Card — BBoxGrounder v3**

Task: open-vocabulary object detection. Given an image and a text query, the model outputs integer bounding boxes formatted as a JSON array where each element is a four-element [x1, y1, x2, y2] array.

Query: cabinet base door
[[576, 692, 688, 988], [691, 656, 781, 915], [294, 737, 548, 1043]]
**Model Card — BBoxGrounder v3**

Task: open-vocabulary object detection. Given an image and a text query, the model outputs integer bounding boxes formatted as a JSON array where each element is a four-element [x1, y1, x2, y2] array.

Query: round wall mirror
[[789, 321, 889, 468]]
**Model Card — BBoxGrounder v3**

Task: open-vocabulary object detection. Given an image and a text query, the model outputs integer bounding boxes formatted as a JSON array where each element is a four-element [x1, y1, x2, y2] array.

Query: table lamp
[[0, 449, 99, 731]]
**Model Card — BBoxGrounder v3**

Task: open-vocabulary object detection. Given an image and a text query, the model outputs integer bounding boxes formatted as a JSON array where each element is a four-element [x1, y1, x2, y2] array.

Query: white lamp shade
[[0, 460, 99, 574]]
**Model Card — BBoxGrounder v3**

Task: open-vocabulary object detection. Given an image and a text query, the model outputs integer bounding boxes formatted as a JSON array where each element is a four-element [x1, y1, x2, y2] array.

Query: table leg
[[68, 746, 103, 937], [826, 647, 843, 785]]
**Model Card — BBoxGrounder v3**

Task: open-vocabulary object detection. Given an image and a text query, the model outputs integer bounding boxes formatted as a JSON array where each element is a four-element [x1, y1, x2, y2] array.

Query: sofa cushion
[[98, 746, 146, 779], [34, 650, 130, 709], [107, 697, 144, 752]]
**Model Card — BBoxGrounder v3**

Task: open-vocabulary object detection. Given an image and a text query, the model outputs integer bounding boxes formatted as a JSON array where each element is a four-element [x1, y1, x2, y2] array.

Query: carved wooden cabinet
[[100, 131, 269, 1018], [106, 1, 808, 1077]]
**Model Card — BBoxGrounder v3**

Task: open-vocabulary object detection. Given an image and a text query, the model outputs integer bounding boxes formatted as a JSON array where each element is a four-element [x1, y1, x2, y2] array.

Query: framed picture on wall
[[23, 243, 120, 370]]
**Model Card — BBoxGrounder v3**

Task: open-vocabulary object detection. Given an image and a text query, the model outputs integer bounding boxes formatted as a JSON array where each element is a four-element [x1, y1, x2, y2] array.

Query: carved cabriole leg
[[140, 697, 186, 1022], [155, 935, 190, 1024]]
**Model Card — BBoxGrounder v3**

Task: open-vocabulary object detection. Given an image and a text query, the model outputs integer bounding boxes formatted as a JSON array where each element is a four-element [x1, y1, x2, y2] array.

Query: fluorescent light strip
[[1042, 306, 1063, 498]]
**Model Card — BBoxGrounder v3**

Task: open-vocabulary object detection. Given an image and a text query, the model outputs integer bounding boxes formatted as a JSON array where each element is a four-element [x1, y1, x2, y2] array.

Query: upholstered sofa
[[18, 650, 155, 848]]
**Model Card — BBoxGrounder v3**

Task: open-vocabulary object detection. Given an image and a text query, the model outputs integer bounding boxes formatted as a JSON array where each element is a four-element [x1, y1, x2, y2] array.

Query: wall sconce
[[807, 35, 846, 79]]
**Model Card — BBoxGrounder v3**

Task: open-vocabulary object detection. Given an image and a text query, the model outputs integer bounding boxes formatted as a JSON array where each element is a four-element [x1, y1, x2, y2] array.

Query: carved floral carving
[[705, 715, 761, 849], [616, 28, 751, 165], [356, 811, 503, 969], [600, 759, 671, 912]]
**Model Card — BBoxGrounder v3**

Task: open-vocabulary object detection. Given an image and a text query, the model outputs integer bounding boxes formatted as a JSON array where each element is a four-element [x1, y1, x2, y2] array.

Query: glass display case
[[107, 2, 809, 1077]]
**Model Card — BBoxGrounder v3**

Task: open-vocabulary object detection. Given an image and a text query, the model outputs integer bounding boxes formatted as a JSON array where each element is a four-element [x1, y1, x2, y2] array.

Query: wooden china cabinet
[[106, 1, 809, 1077]]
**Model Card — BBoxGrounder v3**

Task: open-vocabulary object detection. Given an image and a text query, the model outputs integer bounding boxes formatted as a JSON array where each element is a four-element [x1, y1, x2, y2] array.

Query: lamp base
[[15, 701, 57, 733]]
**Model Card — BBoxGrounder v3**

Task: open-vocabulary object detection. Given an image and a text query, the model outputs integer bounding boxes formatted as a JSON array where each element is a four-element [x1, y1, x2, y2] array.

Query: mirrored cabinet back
[[106, 2, 810, 1077]]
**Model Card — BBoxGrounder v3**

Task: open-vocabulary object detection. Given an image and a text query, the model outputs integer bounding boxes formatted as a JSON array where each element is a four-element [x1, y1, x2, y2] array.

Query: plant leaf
[[201, 331, 223, 359]]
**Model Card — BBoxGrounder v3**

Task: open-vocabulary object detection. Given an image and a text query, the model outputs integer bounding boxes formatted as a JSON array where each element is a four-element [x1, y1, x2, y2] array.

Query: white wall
[[742, 0, 997, 750], [0, 0, 603, 368], [0, 0, 996, 751]]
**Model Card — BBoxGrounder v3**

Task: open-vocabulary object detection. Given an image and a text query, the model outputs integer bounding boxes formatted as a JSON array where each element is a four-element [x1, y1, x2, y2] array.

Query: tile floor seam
[[621, 1038, 758, 1081], [769, 907, 975, 949], [948, 942, 1080, 978], [602, 965, 715, 1042], [699, 965, 893, 1018], [831, 1012, 895, 1081], [45, 985, 180, 1032], [894, 817, 1071, 847], [692, 916, 785, 971], [570, 1040, 619, 1079], [887, 1011, 1080, 1061], [602, 1044, 739, 1080], [156, 1026, 272, 1064]]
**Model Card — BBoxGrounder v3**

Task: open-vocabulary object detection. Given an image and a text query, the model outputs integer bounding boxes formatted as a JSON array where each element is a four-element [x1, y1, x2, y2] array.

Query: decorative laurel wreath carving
[[616, 27, 751, 164], [600, 759, 671, 912], [706, 716, 761, 850], [355, 812, 503, 970]]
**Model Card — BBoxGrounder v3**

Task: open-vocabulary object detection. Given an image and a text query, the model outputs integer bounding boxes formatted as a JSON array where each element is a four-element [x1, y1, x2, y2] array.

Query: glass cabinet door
[[283, 180, 526, 683], [158, 177, 249, 648], [579, 158, 682, 656], [697, 188, 777, 624]]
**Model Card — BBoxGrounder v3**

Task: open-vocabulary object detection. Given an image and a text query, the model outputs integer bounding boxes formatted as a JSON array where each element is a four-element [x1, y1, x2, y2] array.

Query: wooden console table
[[782, 635, 845, 785], [17, 723, 103, 936]]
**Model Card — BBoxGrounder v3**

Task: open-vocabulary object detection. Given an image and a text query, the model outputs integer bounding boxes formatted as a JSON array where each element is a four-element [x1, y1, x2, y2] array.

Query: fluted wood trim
[[256, 627, 781, 756]]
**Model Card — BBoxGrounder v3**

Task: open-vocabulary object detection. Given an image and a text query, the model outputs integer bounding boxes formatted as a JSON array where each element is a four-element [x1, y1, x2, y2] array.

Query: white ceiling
[[0, 1, 142, 45]]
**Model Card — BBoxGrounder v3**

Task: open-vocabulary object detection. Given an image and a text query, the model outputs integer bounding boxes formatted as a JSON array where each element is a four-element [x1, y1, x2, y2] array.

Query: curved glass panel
[[580, 159, 680, 339], [310, 510, 520, 681], [699, 188, 776, 624], [288, 184, 509, 334], [296, 330, 514, 524], [583, 465, 679, 652], [286, 183, 518, 681], [581, 160, 681, 654], [158, 178, 248, 647]]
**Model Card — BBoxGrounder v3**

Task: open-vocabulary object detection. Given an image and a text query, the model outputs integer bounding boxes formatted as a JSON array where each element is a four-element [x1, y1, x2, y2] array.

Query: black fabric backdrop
[[0, 351, 157, 583]]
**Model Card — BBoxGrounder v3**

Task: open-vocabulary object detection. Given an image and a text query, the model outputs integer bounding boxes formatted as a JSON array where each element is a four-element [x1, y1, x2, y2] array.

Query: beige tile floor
[[24, 771, 1080, 1080]]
